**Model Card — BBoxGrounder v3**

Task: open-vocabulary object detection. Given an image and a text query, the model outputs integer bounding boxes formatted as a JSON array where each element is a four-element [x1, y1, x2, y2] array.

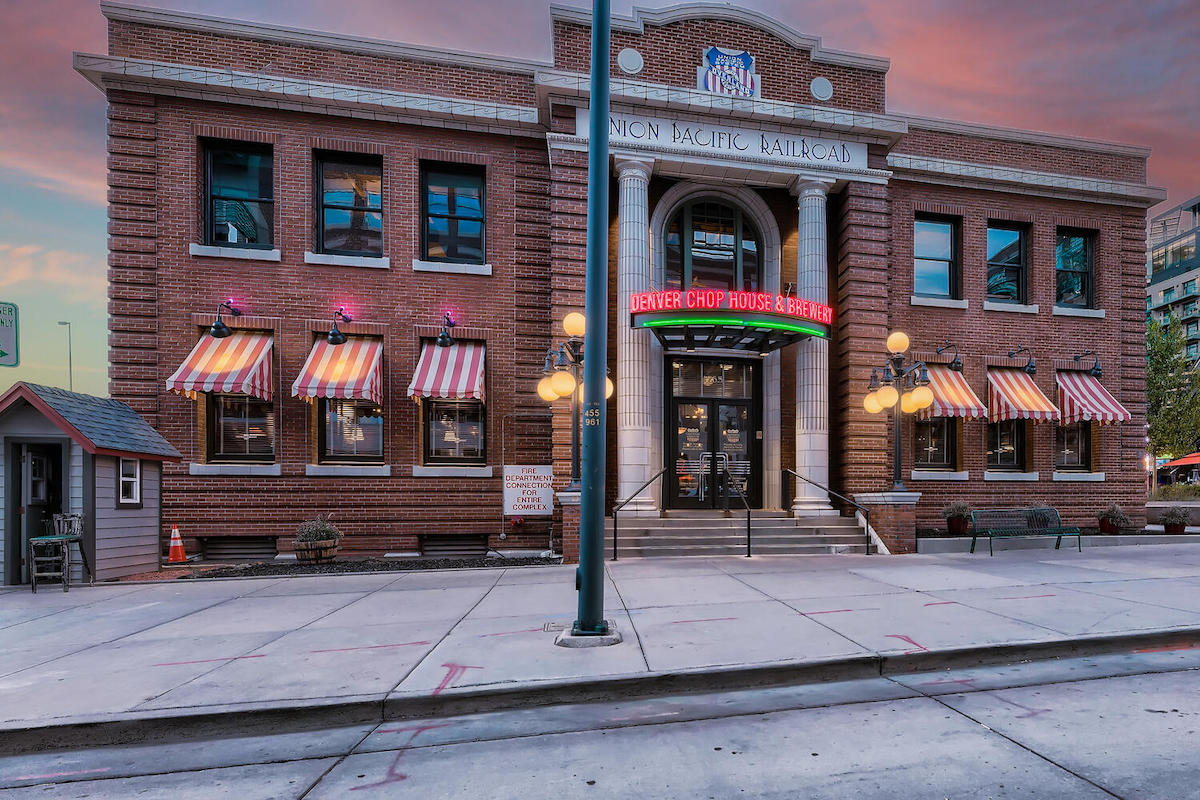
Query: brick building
[[75, 2, 1164, 560]]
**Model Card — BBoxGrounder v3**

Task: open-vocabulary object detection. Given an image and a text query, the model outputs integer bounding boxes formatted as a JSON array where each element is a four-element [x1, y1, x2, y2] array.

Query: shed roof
[[0, 382, 180, 460]]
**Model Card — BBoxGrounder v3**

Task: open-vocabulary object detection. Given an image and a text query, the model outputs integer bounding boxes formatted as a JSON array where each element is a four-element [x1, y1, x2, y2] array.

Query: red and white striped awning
[[292, 337, 383, 405], [1057, 371, 1131, 425], [407, 341, 485, 401], [166, 331, 273, 401], [988, 368, 1059, 423], [915, 365, 987, 420]]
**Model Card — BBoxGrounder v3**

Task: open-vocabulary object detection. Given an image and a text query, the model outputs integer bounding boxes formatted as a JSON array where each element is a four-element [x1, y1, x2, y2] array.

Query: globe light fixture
[[885, 331, 910, 354], [563, 311, 586, 338], [550, 368, 577, 397], [605, 375, 615, 399], [911, 384, 934, 409], [875, 384, 899, 408], [537, 376, 560, 403], [863, 392, 882, 414], [900, 391, 918, 414], [865, 331, 934, 490]]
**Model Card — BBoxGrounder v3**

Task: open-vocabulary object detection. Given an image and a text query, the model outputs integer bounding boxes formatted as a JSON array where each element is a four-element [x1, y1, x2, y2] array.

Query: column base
[[616, 497, 659, 517], [791, 497, 839, 517], [555, 622, 623, 648]]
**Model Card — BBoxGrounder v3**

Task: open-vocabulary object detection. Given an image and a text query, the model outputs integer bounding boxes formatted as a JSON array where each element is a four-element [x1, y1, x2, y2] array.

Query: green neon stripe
[[641, 317, 826, 338]]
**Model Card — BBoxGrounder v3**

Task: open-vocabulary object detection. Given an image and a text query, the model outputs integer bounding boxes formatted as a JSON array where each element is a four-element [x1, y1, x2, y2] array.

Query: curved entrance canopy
[[630, 289, 832, 353]]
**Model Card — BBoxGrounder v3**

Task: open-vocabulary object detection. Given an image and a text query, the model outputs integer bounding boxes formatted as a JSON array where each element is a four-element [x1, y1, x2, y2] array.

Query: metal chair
[[28, 513, 92, 592]]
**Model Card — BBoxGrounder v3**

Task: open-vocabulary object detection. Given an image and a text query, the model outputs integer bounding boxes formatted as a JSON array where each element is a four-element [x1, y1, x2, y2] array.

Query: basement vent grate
[[419, 534, 488, 559], [202, 536, 278, 562]]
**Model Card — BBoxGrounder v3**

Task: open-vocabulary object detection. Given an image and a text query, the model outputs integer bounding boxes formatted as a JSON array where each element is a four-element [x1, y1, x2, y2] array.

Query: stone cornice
[[74, 53, 543, 138], [896, 113, 1152, 159], [548, 3, 890, 72], [887, 153, 1167, 208], [99, 1, 549, 75], [536, 70, 907, 145]]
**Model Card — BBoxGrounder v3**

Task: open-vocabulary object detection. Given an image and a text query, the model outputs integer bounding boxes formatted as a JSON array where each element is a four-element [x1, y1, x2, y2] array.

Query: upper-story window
[[422, 164, 486, 264], [1186, 280, 1197, 296], [665, 200, 761, 291], [1055, 229, 1094, 308], [913, 216, 959, 299], [986, 224, 1027, 303], [204, 142, 273, 247], [316, 154, 382, 257], [1164, 287, 1176, 303]]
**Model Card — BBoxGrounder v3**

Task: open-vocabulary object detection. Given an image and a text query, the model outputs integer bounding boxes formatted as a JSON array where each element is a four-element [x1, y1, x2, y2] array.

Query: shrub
[[1160, 506, 1192, 527], [1098, 503, 1131, 526], [296, 513, 343, 542], [941, 501, 971, 520], [1154, 483, 1200, 501]]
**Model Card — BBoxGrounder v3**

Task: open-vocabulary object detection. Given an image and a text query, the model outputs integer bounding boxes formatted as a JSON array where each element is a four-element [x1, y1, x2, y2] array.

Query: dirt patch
[[176, 555, 561, 579]]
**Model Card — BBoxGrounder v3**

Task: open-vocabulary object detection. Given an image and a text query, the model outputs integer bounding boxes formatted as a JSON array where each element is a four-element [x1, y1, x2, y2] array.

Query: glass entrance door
[[667, 360, 760, 509]]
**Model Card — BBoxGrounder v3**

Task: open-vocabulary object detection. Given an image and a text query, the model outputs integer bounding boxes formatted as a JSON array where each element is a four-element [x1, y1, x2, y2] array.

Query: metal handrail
[[720, 467, 753, 557], [783, 468, 873, 554], [611, 466, 668, 561]]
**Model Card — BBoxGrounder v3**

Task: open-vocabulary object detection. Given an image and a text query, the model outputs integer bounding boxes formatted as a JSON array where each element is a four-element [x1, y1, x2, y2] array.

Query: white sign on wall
[[503, 465, 554, 516], [578, 109, 868, 172], [0, 302, 17, 368]]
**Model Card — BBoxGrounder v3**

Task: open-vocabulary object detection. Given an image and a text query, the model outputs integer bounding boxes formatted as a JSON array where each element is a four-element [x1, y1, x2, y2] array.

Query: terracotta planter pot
[[294, 538, 339, 564], [1165, 523, 1186, 535], [1098, 518, 1119, 534], [947, 516, 968, 536]]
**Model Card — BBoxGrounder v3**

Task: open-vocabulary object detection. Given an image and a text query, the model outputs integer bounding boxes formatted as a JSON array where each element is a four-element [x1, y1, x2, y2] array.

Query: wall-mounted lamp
[[436, 312, 456, 348], [1073, 350, 1102, 378], [209, 299, 241, 339], [1008, 345, 1036, 375], [936, 340, 963, 372], [327, 307, 353, 346]]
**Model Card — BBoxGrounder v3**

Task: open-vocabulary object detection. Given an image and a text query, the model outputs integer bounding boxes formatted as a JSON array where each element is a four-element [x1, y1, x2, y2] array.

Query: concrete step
[[610, 532, 867, 544], [612, 543, 873, 557], [606, 516, 860, 531]]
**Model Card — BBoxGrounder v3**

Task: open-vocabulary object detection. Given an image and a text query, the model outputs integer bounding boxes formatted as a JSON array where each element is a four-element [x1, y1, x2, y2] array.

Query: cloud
[[0, 242, 107, 299]]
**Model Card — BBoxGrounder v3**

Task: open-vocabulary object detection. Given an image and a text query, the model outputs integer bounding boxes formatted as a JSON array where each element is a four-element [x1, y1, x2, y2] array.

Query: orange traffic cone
[[167, 525, 188, 563]]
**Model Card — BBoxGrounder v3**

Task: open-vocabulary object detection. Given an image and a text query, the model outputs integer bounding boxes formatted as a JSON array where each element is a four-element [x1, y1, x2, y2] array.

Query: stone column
[[615, 157, 657, 514], [793, 180, 835, 515]]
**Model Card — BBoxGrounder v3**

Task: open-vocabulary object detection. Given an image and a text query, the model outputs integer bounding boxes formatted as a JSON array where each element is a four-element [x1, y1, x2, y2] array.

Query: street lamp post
[[56, 321, 73, 392], [862, 331, 934, 490]]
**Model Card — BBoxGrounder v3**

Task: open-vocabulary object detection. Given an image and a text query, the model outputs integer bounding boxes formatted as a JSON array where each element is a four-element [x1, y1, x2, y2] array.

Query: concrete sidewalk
[[2, 544, 1200, 748]]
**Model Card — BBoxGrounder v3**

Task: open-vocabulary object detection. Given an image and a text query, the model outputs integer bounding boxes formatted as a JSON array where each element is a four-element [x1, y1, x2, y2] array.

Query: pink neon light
[[630, 290, 833, 325]]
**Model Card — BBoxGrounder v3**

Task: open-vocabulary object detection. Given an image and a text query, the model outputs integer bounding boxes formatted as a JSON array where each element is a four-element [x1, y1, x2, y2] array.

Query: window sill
[[983, 300, 1039, 314], [189, 243, 281, 262], [190, 463, 282, 476], [1053, 471, 1105, 482], [304, 252, 390, 269], [983, 470, 1039, 481], [910, 469, 969, 481], [306, 464, 391, 477], [910, 296, 968, 310], [412, 258, 492, 276], [411, 465, 493, 477], [1052, 305, 1105, 319]]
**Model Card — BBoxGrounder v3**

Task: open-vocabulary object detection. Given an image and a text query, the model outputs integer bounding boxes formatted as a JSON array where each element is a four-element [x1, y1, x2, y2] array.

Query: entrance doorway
[[5, 442, 63, 585], [667, 359, 761, 509]]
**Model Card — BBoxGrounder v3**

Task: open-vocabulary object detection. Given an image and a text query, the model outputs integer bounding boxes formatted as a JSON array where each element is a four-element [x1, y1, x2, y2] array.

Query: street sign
[[0, 302, 17, 367]]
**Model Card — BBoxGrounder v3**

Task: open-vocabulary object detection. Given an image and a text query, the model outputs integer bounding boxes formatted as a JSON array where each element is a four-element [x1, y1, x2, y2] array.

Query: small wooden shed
[[0, 382, 180, 584]]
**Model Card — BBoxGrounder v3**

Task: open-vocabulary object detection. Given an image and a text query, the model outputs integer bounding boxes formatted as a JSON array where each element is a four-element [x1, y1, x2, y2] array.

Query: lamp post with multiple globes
[[862, 331, 934, 491], [537, 312, 613, 490]]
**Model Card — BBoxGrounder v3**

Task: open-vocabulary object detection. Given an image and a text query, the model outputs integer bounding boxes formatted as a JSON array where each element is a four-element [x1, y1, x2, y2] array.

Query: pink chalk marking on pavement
[[10, 768, 110, 781], [478, 628, 543, 637], [992, 693, 1052, 719], [1136, 643, 1199, 653], [669, 617, 738, 625], [885, 634, 929, 654], [804, 607, 880, 615], [309, 640, 430, 653], [152, 654, 267, 667], [352, 723, 453, 791], [997, 594, 1057, 600], [923, 601, 958, 607], [431, 662, 484, 696]]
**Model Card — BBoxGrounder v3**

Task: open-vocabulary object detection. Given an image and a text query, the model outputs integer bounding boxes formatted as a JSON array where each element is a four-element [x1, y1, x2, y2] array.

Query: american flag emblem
[[701, 47, 756, 98]]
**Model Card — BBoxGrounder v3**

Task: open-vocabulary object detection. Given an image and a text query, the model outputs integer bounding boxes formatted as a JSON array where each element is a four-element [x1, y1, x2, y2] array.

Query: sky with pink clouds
[[1, 0, 1196, 397]]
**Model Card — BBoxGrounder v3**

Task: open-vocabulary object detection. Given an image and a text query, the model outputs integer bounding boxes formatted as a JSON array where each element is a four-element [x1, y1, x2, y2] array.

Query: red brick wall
[[553, 19, 886, 113]]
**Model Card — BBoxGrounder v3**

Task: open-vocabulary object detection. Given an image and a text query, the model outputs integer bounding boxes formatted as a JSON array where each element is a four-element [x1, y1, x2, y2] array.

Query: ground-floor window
[[986, 420, 1026, 470], [914, 417, 956, 469], [320, 398, 384, 463], [424, 400, 485, 464], [1056, 421, 1092, 471], [209, 394, 276, 462]]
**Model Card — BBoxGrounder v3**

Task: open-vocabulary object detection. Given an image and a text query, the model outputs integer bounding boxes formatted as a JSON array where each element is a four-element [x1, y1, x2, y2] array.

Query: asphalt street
[[1, 650, 1198, 798]]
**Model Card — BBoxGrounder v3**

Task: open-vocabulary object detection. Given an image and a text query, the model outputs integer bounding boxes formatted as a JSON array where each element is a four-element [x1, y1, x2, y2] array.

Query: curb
[[3, 626, 1197, 755]]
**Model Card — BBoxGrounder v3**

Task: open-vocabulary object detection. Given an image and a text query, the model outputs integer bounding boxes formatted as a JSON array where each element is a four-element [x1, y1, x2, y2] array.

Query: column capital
[[614, 155, 654, 181], [790, 178, 833, 200]]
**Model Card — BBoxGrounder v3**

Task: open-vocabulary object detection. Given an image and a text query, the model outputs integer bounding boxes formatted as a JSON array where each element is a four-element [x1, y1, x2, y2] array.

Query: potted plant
[[1160, 506, 1191, 535], [941, 501, 972, 536], [1098, 503, 1131, 534], [294, 513, 343, 564]]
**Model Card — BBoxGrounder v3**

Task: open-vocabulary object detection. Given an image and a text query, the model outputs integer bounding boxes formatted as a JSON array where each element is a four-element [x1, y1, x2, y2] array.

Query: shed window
[[118, 458, 141, 506]]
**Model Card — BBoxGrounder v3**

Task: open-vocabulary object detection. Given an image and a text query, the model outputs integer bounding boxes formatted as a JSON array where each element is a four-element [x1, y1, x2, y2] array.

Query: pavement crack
[[605, 565, 650, 671]]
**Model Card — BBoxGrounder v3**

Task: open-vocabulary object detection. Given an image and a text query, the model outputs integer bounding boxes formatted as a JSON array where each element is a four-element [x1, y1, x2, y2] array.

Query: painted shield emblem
[[702, 46, 756, 97]]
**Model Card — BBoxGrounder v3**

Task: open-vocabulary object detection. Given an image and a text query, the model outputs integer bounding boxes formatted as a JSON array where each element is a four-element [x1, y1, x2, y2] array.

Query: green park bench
[[969, 507, 1082, 556]]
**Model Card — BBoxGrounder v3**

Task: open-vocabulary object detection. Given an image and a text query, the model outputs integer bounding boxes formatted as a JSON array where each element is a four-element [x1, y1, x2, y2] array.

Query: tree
[[1146, 317, 1200, 460]]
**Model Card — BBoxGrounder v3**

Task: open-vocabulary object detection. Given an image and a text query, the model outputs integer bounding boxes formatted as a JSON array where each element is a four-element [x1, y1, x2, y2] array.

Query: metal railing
[[611, 467, 668, 561], [720, 466, 753, 557], [783, 468, 873, 554]]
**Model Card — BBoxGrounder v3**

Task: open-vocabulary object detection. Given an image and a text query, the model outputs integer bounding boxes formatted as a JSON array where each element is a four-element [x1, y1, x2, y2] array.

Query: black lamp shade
[[327, 322, 348, 346], [436, 329, 454, 348], [209, 317, 233, 339]]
